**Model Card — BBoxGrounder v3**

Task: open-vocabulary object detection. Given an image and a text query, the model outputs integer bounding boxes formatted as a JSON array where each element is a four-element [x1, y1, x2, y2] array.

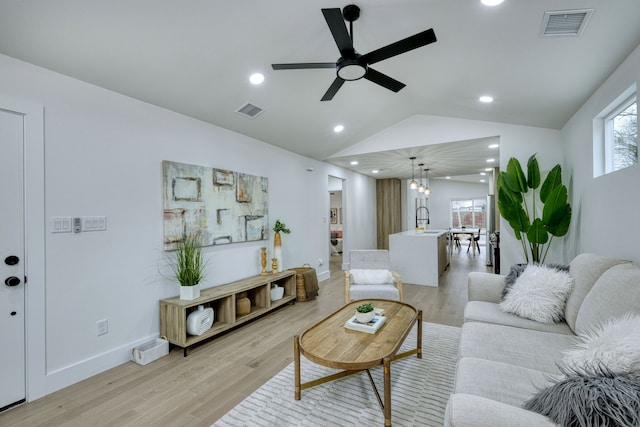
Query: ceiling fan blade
[[322, 8, 354, 55], [364, 68, 406, 92], [321, 77, 346, 101], [361, 28, 437, 65], [272, 62, 336, 70]]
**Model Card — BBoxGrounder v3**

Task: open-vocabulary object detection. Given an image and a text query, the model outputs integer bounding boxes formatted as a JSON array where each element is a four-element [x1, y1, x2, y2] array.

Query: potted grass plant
[[497, 154, 572, 264], [171, 232, 206, 300]]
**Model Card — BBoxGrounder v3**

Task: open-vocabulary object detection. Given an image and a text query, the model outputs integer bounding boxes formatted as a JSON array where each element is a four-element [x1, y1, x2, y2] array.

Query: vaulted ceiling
[[1, 0, 639, 180]]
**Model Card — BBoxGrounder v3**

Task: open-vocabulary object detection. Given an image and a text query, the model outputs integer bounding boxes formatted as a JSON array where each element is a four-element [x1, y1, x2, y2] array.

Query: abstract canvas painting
[[162, 160, 268, 250]]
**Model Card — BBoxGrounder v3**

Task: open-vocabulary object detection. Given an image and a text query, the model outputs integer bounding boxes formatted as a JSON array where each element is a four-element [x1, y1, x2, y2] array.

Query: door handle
[[4, 276, 21, 287], [4, 255, 20, 265]]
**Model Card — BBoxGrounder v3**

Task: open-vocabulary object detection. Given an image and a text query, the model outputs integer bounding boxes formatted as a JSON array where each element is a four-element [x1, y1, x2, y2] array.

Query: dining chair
[[467, 228, 481, 254], [448, 228, 461, 250]]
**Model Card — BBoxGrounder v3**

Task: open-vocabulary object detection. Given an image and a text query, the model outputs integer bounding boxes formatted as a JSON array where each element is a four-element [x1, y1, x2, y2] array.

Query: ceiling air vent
[[235, 102, 264, 119], [541, 9, 594, 37]]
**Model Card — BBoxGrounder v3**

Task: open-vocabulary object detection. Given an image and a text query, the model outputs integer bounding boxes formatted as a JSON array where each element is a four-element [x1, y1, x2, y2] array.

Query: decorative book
[[344, 314, 387, 334]]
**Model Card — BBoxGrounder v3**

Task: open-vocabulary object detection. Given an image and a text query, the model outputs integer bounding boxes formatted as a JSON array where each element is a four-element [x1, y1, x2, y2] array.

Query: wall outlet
[[97, 319, 108, 336]]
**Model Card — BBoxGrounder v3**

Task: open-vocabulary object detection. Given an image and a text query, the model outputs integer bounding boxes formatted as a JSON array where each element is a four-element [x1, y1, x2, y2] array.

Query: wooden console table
[[160, 270, 296, 356]]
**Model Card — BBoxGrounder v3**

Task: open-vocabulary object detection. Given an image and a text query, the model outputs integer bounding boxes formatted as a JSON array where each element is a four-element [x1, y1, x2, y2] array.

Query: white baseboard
[[316, 270, 331, 282], [44, 334, 159, 396]]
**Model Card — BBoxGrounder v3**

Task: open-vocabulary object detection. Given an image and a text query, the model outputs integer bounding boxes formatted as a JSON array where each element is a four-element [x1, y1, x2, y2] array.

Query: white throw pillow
[[350, 269, 393, 285], [499, 264, 574, 324], [563, 313, 640, 376]]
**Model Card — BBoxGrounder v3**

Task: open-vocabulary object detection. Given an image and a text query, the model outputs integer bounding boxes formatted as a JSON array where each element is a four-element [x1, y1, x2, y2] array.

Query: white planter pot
[[180, 284, 200, 300], [355, 310, 375, 323], [270, 285, 284, 301]]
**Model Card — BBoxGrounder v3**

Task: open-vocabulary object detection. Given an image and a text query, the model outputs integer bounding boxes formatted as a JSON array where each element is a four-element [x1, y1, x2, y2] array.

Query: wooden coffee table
[[294, 299, 422, 427]]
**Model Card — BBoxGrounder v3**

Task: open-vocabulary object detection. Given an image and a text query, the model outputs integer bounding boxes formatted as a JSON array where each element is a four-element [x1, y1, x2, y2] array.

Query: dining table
[[449, 228, 478, 257]]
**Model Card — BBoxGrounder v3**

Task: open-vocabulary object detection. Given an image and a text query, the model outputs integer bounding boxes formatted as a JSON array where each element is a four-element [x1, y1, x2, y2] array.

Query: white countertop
[[391, 230, 447, 237]]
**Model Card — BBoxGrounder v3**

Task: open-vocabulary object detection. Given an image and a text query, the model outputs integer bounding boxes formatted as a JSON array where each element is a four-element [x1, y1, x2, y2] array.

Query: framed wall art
[[162, 160, 268, 250], [330, 208, 337, 224]]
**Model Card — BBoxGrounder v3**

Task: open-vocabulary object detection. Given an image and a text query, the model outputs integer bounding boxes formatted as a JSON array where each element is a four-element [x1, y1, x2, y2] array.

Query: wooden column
[[376, 178, 402, 250]]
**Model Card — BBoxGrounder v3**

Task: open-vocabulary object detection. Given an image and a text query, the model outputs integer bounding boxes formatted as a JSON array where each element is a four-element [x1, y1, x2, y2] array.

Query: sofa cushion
[[444, 394, 556, 427], [459, 322, 574, 373], [575, 263, 640, 336], [464, 301, 574, 335], [524, 372, 640, 427], [454, 358, 561, 407], [499, 265, 574, 324], [564, 253, 628, 333], [564, 313, 640, 376]]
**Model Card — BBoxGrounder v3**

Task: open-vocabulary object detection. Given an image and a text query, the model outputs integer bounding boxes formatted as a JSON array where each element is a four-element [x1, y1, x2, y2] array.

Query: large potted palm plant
[[497, 154, 572, 264], [171, 232, 206, 300]]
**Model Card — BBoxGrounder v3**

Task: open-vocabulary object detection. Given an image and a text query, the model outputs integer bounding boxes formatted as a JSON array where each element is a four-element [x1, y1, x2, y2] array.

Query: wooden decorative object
[[272, 258, 278, 274], [260, 247, 267, 275], [236, 297, 251, 316]]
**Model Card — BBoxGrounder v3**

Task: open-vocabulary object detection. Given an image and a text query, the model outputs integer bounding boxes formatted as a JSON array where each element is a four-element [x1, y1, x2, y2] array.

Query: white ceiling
[[1, 0, 639, 181]]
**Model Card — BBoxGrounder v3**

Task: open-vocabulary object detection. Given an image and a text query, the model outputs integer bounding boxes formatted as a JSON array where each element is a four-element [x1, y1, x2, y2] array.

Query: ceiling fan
[[271, 4, 437, 101]]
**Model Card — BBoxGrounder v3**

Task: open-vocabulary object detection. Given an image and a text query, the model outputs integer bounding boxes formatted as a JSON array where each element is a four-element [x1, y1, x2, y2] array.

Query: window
[[596, 86, 638, 176], [450, 198, 486, 229], [605, 95, 637, 172]]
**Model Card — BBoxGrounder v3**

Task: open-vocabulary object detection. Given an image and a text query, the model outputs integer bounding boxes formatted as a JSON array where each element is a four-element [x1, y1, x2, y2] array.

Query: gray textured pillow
[[501, 263, 569, 300], [501, 264, 527, 299], [524, 370, 640, 427]]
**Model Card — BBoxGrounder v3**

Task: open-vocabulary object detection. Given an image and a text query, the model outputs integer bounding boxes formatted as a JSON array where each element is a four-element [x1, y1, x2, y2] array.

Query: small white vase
[[186, 305, 214, 336], [355, 310, 375, 323], [180, 284, 200, 300], [270, 285, 285, 301]]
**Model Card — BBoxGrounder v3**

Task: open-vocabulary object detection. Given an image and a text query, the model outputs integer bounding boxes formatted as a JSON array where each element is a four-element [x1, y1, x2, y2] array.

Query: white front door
[[0, 107, 26, 411]]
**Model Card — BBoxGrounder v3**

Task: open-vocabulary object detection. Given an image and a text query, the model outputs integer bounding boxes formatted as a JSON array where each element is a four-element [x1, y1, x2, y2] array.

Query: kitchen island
[[388, 230, 449, 287]]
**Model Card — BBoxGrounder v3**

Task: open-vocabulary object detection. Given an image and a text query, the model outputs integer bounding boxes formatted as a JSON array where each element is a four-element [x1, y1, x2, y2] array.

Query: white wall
[[0, 53, 377, 397], [562, 44, 640, 266], [405, 179, 489, 234], [330, 115, 565, 269]]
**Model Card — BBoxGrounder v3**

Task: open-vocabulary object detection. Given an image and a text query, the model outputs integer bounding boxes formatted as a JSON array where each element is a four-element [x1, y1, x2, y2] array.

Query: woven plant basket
[[290, 264, 316, 302]]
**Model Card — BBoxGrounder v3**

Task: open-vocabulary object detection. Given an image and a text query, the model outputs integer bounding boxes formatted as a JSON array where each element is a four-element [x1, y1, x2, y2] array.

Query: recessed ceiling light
[[481, 0, 504, 6], [485, 167, 493, 171], [480, 179, 486, 183], [446, 176, 451, 179], [249, 73, 264, 85], [479, 95, 494, 103], [487, 158, 495, 163], [480, 172, 487, 176], [372, 169, 379, 174], [350, 160, 358, 165], [334, 125, 344, 133], [489, 143, 499, 148]]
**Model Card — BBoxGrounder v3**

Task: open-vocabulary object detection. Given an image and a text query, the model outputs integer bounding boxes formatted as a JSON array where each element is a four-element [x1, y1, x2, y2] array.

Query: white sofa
[[444, 253, 640, 426]]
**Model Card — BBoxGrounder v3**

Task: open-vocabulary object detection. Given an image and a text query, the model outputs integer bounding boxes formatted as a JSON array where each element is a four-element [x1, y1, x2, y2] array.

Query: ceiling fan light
[[337, 64, 367, 81], [337, 57, 367, 81]]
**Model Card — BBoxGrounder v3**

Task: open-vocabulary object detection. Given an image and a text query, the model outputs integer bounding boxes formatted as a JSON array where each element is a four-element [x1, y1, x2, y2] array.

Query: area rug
[[213, 322, 461, 427]]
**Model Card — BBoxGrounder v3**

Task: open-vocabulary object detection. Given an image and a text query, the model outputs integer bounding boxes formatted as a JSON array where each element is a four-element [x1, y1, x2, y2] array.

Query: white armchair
[[344, 250, 403, 303]]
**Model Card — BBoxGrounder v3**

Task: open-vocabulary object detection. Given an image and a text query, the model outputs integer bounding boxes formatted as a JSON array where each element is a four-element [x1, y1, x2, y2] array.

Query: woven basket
[[290, 264, 316, 302]]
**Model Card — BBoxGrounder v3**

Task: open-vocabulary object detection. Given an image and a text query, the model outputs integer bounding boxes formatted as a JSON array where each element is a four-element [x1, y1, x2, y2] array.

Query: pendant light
[[409, 157, 418, 189], [417, 163, 426, 193], [424, 168, 431, 196]]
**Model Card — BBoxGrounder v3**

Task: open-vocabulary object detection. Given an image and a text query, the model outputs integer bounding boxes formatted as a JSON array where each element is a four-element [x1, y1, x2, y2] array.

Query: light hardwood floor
[[1, 246, 492, 426]]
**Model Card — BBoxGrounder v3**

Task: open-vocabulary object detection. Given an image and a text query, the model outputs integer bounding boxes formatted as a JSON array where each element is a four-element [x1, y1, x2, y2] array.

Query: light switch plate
[[51, 216, 72, 233]]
